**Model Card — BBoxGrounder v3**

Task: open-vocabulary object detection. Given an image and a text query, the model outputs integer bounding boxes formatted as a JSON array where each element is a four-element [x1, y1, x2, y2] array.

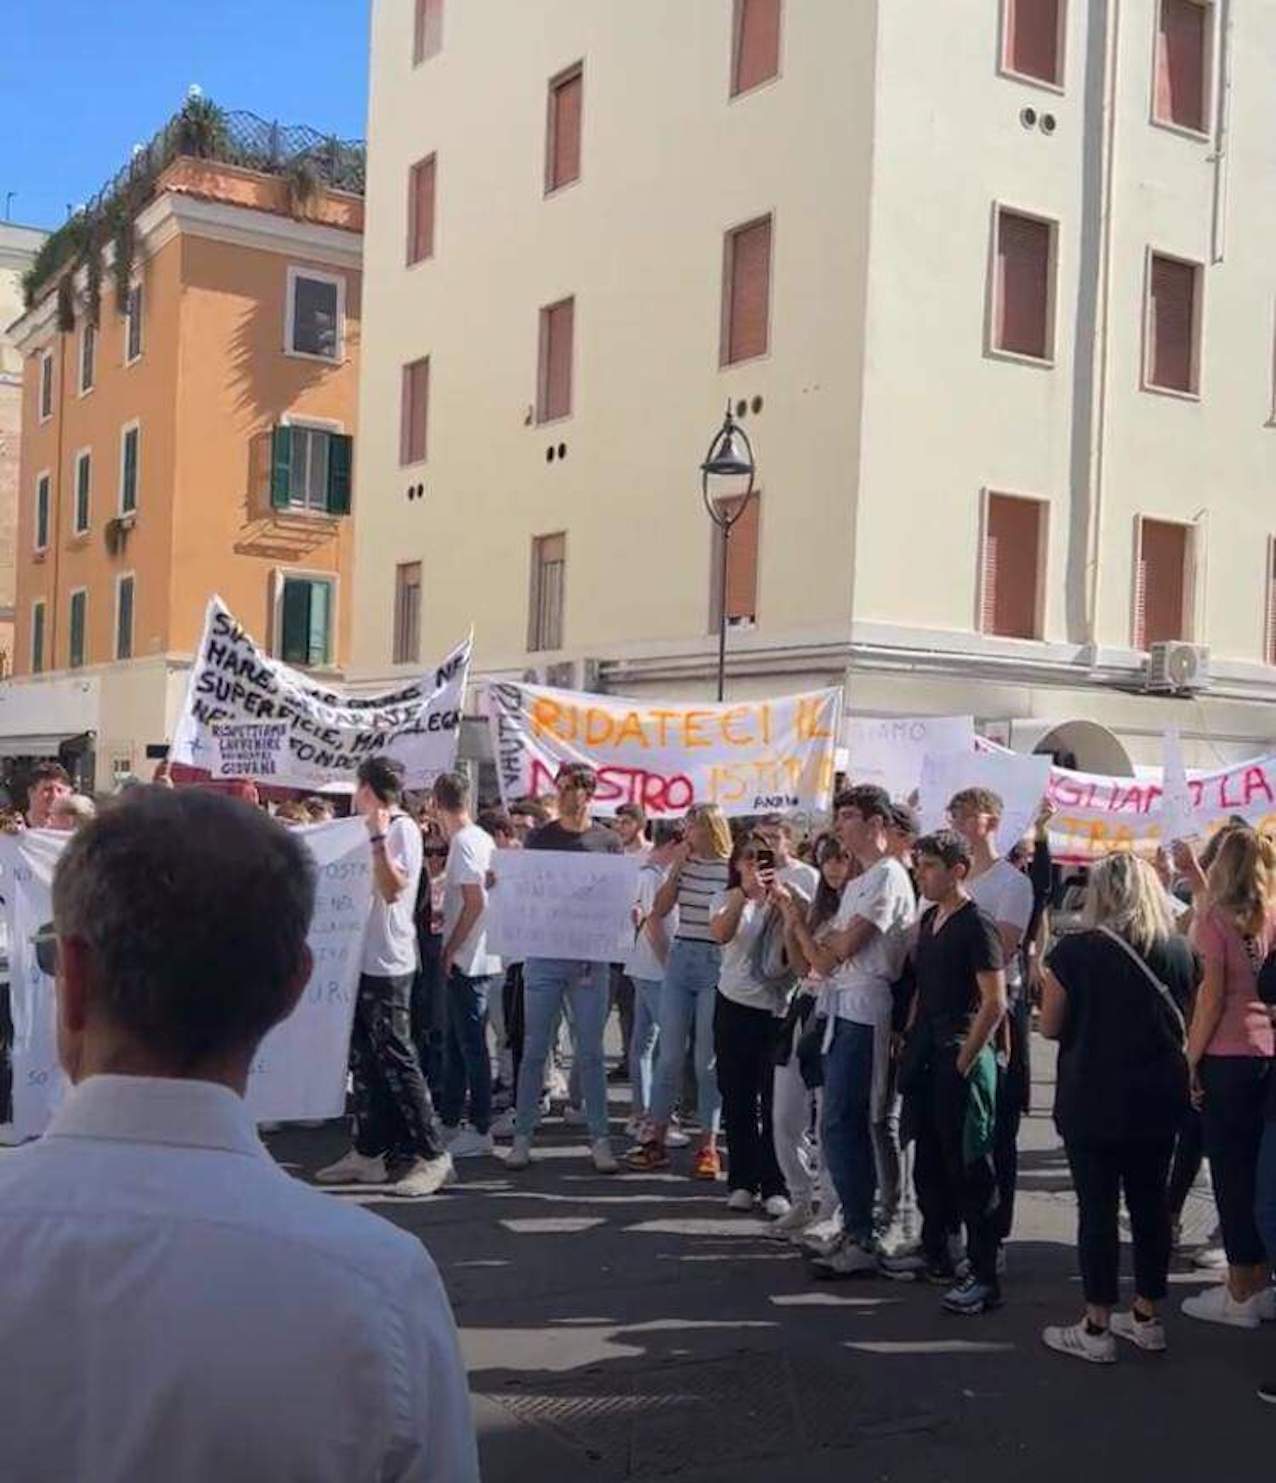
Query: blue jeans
[[629, 977, 663, 1120], [514, 959, 611, 1139], [822, 1019, 877, 1244], [649, 939, 722, 1134], [439, 970, 499, 1134]]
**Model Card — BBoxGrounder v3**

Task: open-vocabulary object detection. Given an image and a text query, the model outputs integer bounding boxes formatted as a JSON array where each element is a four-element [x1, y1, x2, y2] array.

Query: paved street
[[273, 1038, 1272, 1481]]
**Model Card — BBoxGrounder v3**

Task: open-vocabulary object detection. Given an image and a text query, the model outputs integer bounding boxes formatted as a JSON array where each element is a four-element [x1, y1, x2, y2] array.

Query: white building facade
[[354, 0, 1276, 772]]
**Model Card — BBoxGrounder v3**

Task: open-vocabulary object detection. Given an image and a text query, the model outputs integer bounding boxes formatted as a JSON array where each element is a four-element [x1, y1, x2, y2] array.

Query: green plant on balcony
[[284, 155, 320, 218], [175, 95, 229, 159]]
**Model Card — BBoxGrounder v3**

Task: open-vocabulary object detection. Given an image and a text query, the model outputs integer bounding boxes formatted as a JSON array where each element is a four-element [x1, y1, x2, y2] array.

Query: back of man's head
[[52, 788, 316, 1075], [432, 771, 469, 815], [357, 756, 405, 807]]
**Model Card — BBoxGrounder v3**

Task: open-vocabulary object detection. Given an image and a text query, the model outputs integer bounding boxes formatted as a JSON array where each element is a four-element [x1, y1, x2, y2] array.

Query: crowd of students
[[297, 755, 1276, 1397]]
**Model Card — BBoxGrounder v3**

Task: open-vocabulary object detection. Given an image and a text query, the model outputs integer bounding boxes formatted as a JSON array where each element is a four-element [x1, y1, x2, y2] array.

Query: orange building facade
[[4, 153, 362, 790]]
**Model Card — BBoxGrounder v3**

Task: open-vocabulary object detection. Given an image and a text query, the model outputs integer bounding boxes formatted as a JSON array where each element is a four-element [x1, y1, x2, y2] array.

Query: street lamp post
[[700, 404, 757, 702]]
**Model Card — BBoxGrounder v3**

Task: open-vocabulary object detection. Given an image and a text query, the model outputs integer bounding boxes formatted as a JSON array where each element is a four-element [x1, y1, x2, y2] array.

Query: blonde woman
[[1039, 853, 1198, 1363], [629, 804, 733, 1177], [1180, 829, 1276, 1330]]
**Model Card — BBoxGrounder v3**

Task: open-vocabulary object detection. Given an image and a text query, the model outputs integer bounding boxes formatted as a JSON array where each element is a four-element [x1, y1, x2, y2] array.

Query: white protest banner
[[170, 596, 470, 788], [920, 749, 1052, 855], [487, 683, 840, 818], [1159, 729, 1195, 846], [1, 818, 372, 1138], [842, 715, 974, 800], [487, 850, 641, 963]]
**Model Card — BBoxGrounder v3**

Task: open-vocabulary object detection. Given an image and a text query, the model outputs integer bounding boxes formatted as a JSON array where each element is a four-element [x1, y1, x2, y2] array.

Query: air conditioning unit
[[1145, 641, 1210, 694], [541, 658, 602, 692]]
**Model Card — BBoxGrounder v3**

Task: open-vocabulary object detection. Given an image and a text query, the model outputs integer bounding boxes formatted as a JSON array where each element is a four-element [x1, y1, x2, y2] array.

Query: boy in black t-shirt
[[881, 831, 1007, 1314]]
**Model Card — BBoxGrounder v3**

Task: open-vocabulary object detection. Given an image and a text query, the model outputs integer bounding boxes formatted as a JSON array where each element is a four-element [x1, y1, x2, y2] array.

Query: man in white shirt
[[0, 786, 477, 1483], [756, 814, 820, 898], [624, 820, 683, 1133], [948, 785, 1035, 1265], [318, 757, 454, 1197], [786, 785, 916, 1275], [433, 771, 503, 1158]]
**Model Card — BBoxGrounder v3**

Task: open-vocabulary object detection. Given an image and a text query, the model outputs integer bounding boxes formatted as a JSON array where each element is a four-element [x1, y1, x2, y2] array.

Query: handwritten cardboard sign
[[487, 683, 840, 817], [487, 850, 641, 962]]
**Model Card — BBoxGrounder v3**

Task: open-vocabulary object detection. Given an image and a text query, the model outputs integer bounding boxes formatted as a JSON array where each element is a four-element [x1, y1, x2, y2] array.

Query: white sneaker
[[489, 1108, 517, 1140], [762, 1195, 792, 1220], [666, 1123, 691, 1149], [388, 1152, 456, 1197], [440, 1124, 462, 1146], [726, 1188, 756, 1212], [1257, 1288, 1276, 1323], [0, 1123, 21, 1148], [506, 1136, 532, 1170], [591, 1137, 619, 1174], [562, 1104, 588, 1127], [1110, 1310, 1168, 1352], [812, 1237, 878, 1277], [773, 1200, 815, 1233], [1042, 1322, 1117, 1365], [1182, 1284, 1264, 1329], [799, 1214, 845, 1257], [314, 1149, 388, 1186], [1192, 1243, 1228, 1271], [448, 1128, 494, 1158]]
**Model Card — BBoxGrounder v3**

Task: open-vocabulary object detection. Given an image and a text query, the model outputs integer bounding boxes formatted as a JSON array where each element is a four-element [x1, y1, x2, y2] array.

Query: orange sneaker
[[692, 1146, 722, 1181]]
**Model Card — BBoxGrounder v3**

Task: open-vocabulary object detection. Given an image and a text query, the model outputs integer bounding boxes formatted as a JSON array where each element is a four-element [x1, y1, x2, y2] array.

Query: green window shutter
[[122, 430, 138, 513], [270, 426, 293, 509], [280, 578, 312, 665], [326, 433, 352, 514], [69, 592, 86, 669], [307, 580, 331, 666]]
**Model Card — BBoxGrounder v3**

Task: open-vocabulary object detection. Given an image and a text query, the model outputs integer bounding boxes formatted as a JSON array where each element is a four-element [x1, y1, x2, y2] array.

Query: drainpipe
[[1208, 0, 1233, 265], [1083, 0, 1121, 652], [48, 326, 68, 664]]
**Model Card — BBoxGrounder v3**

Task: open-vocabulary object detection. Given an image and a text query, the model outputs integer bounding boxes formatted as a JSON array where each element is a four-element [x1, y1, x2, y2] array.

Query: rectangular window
[[1145, 252, 1200, 394], [722, 216, 772, 366], [731, 0, 782, 96], [35, 473, 50, 551], [80, 322, 96, 393], [125, 283, 143, 363], [120, 424, 139, 513], [39, 351, 53, 421], [537, 298, 575, 422], [1154, 0, 1209, 134], [710, 495, 761, 629], [414, 0, 443, 63], [1266, 540, 1276, 667], [400, 358, 430, 465], [68, 589, 87, 670], [407, 154, 437, 264], [993, 208, 1054, 361], [393, 562, 422, 665], [979, 493, 1045, 639], [74, 451, 91, 535], [269, 425, 352, 515], [1003, 0, 1063, 87], [546, 64, 583, 193], [529, 533, 566, 652], [116, 574, 134, 661], [278, 577, 333, 668], [31, 601, 45, 675], [1134, 517, 1193, 649], [286, 269, 343, 361]]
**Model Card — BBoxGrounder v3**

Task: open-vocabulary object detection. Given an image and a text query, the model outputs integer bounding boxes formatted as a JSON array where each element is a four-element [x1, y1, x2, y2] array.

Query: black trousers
[[411, 930, 446, 1103], [1167, 1108, 1205, 1222], [1065, 1135, 1175, 1306], [714, 993, 785, 1198], [991, 1000, 1029, 1244], [1200, 1054, 1270, 1266], [351, 972, 444, 1166], [912, 1047, 999, 1287], [610, 966, 635, 1068], [504, 964, 526, 1094]]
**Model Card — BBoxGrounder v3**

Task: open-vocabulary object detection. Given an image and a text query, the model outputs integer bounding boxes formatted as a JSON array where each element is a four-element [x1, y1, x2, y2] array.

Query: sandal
[[626, 1141, 670, 1171], [692, 1146, 722, 1181]]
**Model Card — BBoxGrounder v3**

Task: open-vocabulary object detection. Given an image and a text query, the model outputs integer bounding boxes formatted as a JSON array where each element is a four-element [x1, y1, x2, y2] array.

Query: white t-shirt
[[831, 856, 916, 1025], [361, 812, 424, 978], [778, 858, 820, 900], [966, 858, 1033, 993], [442, 823, 503, 978], [711, 892, 783, 1014], [625, 863, 674, 984]]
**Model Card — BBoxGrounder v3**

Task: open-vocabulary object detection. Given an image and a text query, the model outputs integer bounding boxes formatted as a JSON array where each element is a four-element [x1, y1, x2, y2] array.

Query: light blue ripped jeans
[[648, 939, 722, 1134]]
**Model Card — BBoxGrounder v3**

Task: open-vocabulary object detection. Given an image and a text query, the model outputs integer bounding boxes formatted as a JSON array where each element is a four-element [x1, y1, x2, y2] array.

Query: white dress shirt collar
[[45, 1074, 269, 1160]]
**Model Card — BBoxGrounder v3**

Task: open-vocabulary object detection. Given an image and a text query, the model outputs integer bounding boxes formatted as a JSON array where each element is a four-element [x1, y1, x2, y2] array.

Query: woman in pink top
[[1182, 828, 1276, 1330]]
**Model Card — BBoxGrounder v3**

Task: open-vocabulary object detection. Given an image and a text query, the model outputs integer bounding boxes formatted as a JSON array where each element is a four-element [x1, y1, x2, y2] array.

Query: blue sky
[[1, 1, 371, 230]]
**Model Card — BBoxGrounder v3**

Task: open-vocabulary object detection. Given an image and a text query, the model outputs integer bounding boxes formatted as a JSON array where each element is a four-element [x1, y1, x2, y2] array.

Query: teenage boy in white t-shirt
[[785, 785, 916, 1275], [433, 772, 504, 1158], [948, 786, 1034, 1268]]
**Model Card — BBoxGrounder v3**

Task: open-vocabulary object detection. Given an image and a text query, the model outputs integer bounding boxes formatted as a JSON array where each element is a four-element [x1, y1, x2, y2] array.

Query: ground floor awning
[[0, 731, 92, 760]]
